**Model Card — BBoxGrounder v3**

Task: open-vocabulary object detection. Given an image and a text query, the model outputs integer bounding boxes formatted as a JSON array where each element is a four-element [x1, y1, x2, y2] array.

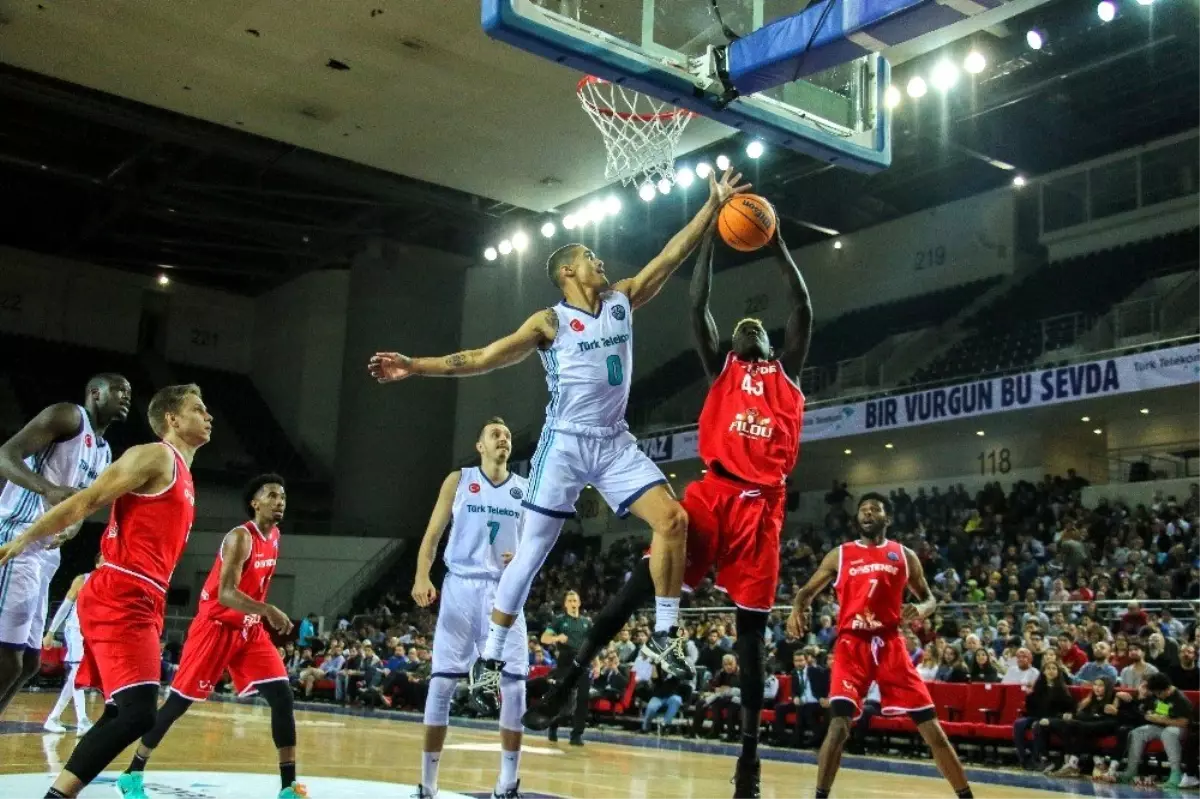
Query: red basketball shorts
[[171, 616, 288, 701], [681, 472, 786, 612], [75, 567, 167, 700], [828, 632, 933, 718]]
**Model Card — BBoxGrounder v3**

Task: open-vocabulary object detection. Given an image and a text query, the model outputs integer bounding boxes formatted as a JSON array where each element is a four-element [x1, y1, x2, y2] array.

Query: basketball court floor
[[0, 692, 1166, 798]]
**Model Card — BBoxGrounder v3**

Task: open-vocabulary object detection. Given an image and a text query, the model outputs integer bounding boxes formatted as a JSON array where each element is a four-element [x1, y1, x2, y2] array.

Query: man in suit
[[772, 650, 830, 747]]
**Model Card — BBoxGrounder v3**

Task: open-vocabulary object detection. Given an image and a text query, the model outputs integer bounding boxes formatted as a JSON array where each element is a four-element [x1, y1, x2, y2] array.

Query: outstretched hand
[[368, 352, 413, 383], [708, 166, 751, 206], [786, 605, 809, 639]]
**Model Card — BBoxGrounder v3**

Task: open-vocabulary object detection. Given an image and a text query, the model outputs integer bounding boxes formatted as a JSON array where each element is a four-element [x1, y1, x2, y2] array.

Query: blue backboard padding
[[727, 0, 986, 94], [482, 0, 890, 172]]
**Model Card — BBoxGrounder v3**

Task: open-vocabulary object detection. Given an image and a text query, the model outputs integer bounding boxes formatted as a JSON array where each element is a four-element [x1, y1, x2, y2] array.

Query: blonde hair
[[148, 384, 202, 437], [732, 317, 764, 336]]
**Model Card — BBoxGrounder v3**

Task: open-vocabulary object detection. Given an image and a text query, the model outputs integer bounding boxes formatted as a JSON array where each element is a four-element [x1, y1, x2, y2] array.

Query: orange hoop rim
[[577, 75, 694, 123]]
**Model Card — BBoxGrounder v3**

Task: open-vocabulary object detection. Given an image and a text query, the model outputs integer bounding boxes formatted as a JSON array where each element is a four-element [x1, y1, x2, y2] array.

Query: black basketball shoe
[[521, 666, 580, 731], [641, 629, 693, 680], [732, 756, 761, 799], [469, 659, 504, 716]]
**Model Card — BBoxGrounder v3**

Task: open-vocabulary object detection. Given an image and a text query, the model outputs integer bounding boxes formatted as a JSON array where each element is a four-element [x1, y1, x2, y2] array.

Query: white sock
[[422, 751, 441, 792], [653, 597, 680, 633], [48, 663, 79, 722], [482, 622, 511, 662], [498, 748, 521, 792]]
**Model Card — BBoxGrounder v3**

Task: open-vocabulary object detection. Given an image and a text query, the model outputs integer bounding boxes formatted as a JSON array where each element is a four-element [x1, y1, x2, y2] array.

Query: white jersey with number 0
[[0, 406, 111, 557], [443, 467, 528, 581], [540, 290, 634, 435]]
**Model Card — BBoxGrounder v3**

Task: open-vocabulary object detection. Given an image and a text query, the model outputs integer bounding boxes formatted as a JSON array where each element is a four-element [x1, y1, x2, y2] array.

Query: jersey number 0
[[606, 354, 623, 386]]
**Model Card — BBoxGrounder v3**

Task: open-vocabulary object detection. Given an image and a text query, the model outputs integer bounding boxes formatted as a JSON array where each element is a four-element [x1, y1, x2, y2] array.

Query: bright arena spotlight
[[715, 154, 731, 171], [746, 140, 764, 159], [884, 85, 902, 109], [540, 221, 556, 238], [657, 178, 672, 195], [498, 239, 513, 255], [639, 182, 656, 202], [483, 247, 498, 261], [1026, 28, 1045, 50], [695, 162, 713, 179], [562, 214, 577, 230], [603, 194, 622, 215], [930, 60, 959, 91], [511, 231, 529, 251], [676, 166, 695, 188], [963, 51, 986, 74], [1097, 0, 1116, 20], [906, 76, 927, 98]]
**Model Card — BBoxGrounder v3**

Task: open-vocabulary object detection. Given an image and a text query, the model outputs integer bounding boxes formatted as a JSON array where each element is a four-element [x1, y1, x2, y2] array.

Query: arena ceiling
[[0, 0, 1195, 294]]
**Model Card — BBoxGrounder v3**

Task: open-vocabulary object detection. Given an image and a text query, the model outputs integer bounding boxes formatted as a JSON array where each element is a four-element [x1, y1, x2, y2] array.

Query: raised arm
[[0, 403, 83, 505], [787, 548, 839, 638], [411, 470, 460, 607], [369, 309, 558, 382], [0, 443, 172, 566], [613, 168, 749, 310], [216, 526, 293, 633], [689, 221, 723, 380], [902, 546, 937, 621], [772, 230, 813, 379]]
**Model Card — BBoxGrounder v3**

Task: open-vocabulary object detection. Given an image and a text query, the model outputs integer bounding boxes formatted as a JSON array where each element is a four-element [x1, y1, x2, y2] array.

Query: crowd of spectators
[[173, 470, 1198, 787]]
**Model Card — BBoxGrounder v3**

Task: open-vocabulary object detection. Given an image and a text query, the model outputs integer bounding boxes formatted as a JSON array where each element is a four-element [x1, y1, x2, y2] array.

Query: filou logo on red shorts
[[468, 483, 481, 494]]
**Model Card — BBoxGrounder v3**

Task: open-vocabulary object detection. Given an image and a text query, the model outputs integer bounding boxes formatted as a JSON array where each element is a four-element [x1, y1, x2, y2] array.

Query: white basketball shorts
[[0, 536, 56, 651], [523, 427, 666, 519], [431, 574, 528, 679]]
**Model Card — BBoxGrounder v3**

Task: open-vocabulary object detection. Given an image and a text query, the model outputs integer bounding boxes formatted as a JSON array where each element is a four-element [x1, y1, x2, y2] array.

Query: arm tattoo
[[542, 308, 559, 335], [445, 353, 469, 371]]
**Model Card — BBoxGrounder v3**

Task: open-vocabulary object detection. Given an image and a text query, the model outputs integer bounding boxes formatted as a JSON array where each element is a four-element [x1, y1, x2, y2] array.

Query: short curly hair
[[243, 473, 286, 516]]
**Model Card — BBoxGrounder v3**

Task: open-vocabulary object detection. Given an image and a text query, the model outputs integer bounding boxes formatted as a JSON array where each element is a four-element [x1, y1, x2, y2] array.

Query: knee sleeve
[[256, 680, 297, 750], [499, 676, 527, 733], [65, 685, 161, 787], [493, 512, 564, 615], [423, 675, 458, 727], [141, 690, 192, 750], [734, 610, 767, 712]]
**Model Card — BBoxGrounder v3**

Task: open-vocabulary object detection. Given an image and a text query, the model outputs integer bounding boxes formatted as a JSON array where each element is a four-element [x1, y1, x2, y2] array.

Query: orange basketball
[[718, 194, 777, 252]]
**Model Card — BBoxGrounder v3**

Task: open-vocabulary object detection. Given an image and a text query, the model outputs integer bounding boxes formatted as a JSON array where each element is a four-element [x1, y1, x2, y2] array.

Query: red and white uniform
[[77, 442, 195, 699], [172, 521, 288, 701], [681, 353, 804, 611], [828, 538, 933, 717]]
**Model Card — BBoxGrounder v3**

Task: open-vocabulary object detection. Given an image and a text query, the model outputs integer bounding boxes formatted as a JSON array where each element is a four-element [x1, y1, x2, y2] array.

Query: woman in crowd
[[968, 648, 1000, 683], [1041, 677, 1123, 777], [916, 645, 939, 682], [935, 647, 969, 683], [1013, 660, 1076, 770]]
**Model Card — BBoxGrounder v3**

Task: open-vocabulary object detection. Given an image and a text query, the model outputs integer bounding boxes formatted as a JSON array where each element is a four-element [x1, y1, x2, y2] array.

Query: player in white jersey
[[0, 373, 131, 719], [370, 169, 750, 692], [410, 417, 528, 799], [43, 555, 101, 733]]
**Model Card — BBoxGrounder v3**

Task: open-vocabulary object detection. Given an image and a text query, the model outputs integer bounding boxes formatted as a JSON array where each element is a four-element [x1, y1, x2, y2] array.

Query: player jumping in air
[[0, 383, 210, 799], [0, 373, 130, 720], [115, 474, 304, 799], [525, 221, 812, 798], [370, 168, 750, 699], [788, 494, 974, 799], [411, 416, 528, 799]]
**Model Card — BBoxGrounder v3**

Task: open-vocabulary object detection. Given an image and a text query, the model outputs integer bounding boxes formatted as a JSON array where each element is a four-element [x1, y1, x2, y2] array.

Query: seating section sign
[[633, 343, 1200, 464]]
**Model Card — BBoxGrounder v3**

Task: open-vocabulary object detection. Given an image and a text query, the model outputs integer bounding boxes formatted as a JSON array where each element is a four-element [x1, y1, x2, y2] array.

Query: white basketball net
[[577, 76, 694, 190]]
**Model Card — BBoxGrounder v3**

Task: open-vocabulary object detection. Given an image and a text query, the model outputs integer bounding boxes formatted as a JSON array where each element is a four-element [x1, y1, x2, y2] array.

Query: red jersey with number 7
[[834, 538, 910, 636], [697, 353, 804, 487], [196, 521, 280, 629]]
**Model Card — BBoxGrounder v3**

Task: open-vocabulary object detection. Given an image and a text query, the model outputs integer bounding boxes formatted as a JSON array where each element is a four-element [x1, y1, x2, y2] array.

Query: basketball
[[718, 194, 777, 252]]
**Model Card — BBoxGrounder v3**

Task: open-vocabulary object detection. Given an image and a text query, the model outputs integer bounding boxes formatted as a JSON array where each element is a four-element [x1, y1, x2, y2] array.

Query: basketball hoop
[[577, 76, 694, 191]]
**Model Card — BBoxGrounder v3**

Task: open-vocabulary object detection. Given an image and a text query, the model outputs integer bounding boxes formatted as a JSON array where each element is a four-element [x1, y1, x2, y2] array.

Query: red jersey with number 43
[[197, 521, 280, 628], [101, 441, 195, 592], [697, 353, 804, 487], [834, 538, 910, 636]]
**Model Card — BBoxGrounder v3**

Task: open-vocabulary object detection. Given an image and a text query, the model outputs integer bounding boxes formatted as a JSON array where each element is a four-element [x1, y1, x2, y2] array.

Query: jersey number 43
[[741, 374, 764, 396]]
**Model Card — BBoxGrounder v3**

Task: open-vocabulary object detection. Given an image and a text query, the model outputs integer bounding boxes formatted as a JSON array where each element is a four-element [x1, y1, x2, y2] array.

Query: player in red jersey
[[524, 222, 812, 798], [788, 494, 973, 799], [114, 474, 305, 799], [0, 383, 210, 799]]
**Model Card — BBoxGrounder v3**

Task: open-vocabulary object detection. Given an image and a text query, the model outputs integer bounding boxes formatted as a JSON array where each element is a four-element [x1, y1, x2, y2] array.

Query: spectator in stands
[[690, 654, 740, 740], [1043, 677, 1121, 777], [935, 647, 968, 683], [1167, 644, 1197, 690], [297, 613, 317, 649], [1146, 632, 1174, 673], [592, 651, 628, 704], [1118, 642, 1157, 689], [335, 643, 365, 703], [299, 641, 344, 699], [916, 646, 939, 682], [1074, 641, 1119, 685], [614, 628, 636, 663], [968, 648, 1000, 683], [847, 682, 882, 755], [814, 615, 836, 648], [696, 628, 725, 677], [1056, 632, 1089, 674], [773, 651, 830, 749], [1002, 647, 1040, 689], [1120, 602, 1149, 637], [1012, 660, 1075, 770], [903, 630, 922, 665], [1119, 672, 1193, 788], [640, 663, 687, 733], [1110, 637, 1133, 670]]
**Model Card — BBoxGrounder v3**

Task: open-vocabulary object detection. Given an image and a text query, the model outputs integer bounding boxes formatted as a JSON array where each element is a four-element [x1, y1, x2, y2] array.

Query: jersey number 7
[[486, 521, 500, 545]]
